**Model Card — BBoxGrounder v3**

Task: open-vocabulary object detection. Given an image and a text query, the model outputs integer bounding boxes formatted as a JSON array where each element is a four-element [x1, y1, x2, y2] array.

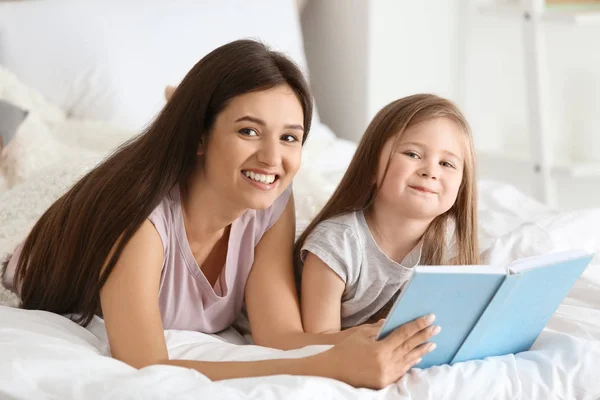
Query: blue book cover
[[376, 249, 594, 369]]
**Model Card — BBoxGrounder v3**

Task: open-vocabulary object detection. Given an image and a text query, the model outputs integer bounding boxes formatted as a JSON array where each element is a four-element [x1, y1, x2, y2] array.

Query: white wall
[[466, 8, 600, 165], [302, 0, 461, 142], [463, 4, 600, 209], [301, 0, 600, 209], [367, 0, 458, 118], [301, 0, 370, 142]]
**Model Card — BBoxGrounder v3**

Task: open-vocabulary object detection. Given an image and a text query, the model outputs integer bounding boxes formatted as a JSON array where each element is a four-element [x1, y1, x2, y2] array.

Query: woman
[[2, 40, 437, 389]]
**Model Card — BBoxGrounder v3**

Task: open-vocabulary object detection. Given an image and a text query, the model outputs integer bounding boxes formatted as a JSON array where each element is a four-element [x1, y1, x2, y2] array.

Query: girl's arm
[[100, 218, 438, 388], [300, 251, 346, 335]]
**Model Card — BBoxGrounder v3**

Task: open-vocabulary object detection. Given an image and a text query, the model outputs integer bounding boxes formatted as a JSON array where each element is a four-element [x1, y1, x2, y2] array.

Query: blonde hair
[[295, 93, 480, 269]]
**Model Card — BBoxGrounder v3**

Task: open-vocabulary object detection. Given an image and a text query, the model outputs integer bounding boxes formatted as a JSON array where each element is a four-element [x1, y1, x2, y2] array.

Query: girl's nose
[[419, 162, 439, 179]]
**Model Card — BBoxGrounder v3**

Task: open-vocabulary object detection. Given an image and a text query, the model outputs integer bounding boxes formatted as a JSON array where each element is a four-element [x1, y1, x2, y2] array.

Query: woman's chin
[[244, 194, 280, 211]]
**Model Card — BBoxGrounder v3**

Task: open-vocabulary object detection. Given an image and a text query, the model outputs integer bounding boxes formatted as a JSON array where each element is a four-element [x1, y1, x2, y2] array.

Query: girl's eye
[[440, 161, 455, 169], [404, 151, 420, 159], [239, 128, 258, 137], [281, 134, 299, 143]]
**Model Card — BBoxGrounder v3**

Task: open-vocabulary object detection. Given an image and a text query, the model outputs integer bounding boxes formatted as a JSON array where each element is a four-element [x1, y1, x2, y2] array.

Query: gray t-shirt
[[300, 210, 421, 329]]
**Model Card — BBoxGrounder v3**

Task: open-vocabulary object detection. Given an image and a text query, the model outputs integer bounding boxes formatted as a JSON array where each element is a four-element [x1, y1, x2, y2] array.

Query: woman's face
[[200, 84, 305, 210]]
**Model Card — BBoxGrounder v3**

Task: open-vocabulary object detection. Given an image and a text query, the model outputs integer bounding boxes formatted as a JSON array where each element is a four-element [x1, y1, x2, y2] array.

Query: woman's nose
[[257, 140, 280, 166]]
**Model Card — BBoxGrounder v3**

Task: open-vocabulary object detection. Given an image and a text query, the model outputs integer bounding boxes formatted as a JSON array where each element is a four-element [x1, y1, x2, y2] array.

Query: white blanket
[[1, 274, 599, 400]]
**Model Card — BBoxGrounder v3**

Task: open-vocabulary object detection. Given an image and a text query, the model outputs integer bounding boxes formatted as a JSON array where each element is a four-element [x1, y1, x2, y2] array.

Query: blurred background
[[1, 0, 599, 211], [300, 0, 600, 209]]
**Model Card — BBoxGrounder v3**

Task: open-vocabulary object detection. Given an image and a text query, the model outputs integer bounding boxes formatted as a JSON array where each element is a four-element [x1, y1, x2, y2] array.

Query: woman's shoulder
[[253, 185, 293, 231], [146, 185, 179, 249]]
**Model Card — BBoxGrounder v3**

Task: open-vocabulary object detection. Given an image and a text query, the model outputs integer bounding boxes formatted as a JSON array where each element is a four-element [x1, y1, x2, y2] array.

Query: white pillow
[[0, 65, 137, 190], [0, 0, 318, 132], [0, 65, 67, 190], [0, 65, 65, 129], [0, 157, 100, 307]]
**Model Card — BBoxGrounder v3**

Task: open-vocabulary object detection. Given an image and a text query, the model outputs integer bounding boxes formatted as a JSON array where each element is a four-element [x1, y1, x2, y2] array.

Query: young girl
[[0, 40, 438, 389], [296, 94, 480, 335]]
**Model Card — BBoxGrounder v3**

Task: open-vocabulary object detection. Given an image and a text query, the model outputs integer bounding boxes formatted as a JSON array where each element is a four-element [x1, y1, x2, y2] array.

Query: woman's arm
[[99, 219, 335, 379], [245, 195, 356, 349], [100, 220, 169, 367]]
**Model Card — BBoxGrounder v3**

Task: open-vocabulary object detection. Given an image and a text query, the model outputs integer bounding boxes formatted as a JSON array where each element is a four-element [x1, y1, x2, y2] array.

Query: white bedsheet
[[0, 278, 599, 400]]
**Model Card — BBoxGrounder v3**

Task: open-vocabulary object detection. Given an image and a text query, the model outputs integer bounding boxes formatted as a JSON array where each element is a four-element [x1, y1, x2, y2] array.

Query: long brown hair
[[294, 94, 479, 270], [13, 39, 313, 326]]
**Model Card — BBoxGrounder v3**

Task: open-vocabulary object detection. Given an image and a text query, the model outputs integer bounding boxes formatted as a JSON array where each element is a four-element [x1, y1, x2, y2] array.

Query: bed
[[1, 1, 599, 399]]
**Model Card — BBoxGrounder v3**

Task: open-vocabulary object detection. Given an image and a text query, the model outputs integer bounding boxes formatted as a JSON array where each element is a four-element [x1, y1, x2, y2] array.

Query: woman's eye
[[281, 134, 299, 143], [404, 151, 420, 159], [239, 128, 258, 137]]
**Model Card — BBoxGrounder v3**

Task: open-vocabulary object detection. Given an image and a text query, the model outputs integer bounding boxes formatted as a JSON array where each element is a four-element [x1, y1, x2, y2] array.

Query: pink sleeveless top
[[2, 185, 291, 334], [148, 185, 291, 333]]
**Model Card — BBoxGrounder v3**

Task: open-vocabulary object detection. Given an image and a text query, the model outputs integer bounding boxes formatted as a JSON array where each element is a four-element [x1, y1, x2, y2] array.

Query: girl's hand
[[324, 314, 440, 389]]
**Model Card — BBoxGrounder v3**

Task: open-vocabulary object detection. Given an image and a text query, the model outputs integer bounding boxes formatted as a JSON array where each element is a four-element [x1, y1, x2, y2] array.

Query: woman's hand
[[334, 318, 387, 339], [324, 314, 440, 389]]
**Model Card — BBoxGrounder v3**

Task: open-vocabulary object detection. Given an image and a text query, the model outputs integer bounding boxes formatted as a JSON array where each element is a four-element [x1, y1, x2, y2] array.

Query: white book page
[[416, 249, 592, 275], [416, 265, 507, 275], [508, 249, 591, 274]]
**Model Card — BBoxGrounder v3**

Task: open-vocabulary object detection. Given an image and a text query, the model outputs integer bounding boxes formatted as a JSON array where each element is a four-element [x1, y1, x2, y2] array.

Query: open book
[[376, 249, 594, 369]]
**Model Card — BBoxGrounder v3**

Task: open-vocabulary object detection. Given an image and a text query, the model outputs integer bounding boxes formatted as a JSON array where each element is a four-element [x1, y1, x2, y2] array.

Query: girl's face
[[200, 84, 304, 210], [374, 117, 465, 221]]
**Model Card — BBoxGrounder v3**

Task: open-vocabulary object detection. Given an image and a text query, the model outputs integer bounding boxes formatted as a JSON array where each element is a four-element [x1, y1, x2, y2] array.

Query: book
[[376, 249, 594, 369]]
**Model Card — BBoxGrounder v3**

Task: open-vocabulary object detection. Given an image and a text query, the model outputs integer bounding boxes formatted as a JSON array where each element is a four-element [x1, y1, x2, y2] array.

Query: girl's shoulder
[[312, 211, 365, 243], [320, 210, 364, 232]]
